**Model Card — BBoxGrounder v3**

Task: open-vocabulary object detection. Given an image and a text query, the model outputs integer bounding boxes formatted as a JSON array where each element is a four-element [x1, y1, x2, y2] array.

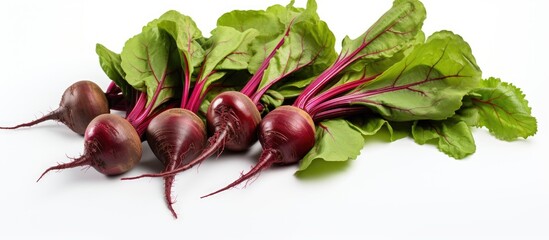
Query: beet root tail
[[36, 155, 91, 182], [164, 175, 178, 218], [121, 128, 229, 181], [0, 109, 62, 130], [201, 149, 277, 198]]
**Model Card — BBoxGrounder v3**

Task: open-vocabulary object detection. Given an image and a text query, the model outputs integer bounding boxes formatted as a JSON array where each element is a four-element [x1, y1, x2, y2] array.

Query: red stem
[[293, 54, 356, 109], [312, 106, 369, 122], [305, 73, 380, 113], [293, 11, 409, 109], [240, 19, 294, 97], [126, 92, 147, 121], [106, 81, 120, 95], [186, 70, 217, 113], [180, 56, 191, 108]]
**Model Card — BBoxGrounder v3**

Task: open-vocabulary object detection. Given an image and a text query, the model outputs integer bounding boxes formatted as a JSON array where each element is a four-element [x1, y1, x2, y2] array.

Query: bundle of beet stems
[[0, 0, 537, 219]]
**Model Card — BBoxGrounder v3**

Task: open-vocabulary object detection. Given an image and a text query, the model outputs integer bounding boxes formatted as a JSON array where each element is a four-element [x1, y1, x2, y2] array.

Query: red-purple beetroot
[[128, 91, 262, 178], [0, 80, 110, 135], [37, 113, 142, 181], [202, 106, 315, 198], [143, 108, 207, 218], [206, 91, 261, 151], [123, 91, 262, 203]]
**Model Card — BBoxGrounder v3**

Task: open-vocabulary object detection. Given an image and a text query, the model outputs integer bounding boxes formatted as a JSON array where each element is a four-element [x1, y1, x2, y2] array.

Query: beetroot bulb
[[0, 80, 110, 135], [144, 108, 207, 217], [201, 106, 315, 197], [37, 114, 142, 181]]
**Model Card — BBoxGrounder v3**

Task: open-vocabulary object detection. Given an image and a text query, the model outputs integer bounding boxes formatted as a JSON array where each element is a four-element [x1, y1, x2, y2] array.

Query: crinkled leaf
[[265, 0, 305, 25], [341, 0, 426, 70], [293, 0, 426, 108], [298, 119, 364, 172], [184, 26, 258, 112], [148, 10, 205, 78], [348, 116, 409, 141], [454, 96, 481, 126], [353, 31, 482, 121], [275, 76, 316, 98], [243, 0, 336, 103], [245, 1, 308, 74], [217, 9, 284, 39], [412, 120, 476, 159], [467, 77, 537, 140], [96, 44, 132, 96], [120, 27, 181, 109], [199, 26, 258, 89], [256, 19, 337, 93], [336, 31, 426, 87]]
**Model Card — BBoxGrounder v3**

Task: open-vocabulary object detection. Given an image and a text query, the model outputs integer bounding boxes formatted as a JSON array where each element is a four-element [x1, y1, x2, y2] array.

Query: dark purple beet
[[201, 105, 316, 198], [206, 91, 262, 151], [143, 108, 207, 218], [0, 80, 110, 135], [37, 113, 142, 181], [121, 91, 262, 195]]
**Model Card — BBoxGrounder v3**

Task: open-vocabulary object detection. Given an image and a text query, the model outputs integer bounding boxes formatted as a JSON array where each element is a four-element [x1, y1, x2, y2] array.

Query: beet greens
[[199, 0, 493, 197]]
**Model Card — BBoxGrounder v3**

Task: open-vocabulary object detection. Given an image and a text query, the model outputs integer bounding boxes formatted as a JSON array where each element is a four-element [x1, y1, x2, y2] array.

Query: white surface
[[0, 0, 547, 239]]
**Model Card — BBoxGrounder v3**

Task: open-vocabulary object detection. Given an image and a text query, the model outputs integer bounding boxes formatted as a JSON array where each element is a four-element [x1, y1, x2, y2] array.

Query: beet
[[0, 80, 110, 135], [37, 114, 142, 181], [121, 91, 263, 208], [206, 91, 262, 151], [201, 106, 315, 198], [130, 91, 262, 177], [144, 108, 207, 218]]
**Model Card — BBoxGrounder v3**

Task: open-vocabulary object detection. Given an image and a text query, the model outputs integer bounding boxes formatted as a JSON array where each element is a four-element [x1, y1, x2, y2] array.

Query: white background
[[0, 0, 547, 239]]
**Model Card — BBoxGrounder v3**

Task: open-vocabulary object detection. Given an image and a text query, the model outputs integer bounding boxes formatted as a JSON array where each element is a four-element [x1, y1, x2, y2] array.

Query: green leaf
[[148, 10, 205, 78], [454, 96, 481, 126], [265, 0, 306, 25], [336, 30, 426, 87], [217, 7, 285, 74], [256, 18, 337, 92], [245, 0, 336, 102], [468, 77, 537, 140], [348, 116, 409, 141], [95, 44, 132, 96], [120, 27, 181, 109], [217, 8, 284, 39], [412, 120, 476, 159], [298, 119, 364, 172], [354, 31, 482, 121], [341, 0, 426, 69], [199, 26, 258, 90], [274, 76, 315, 98], [259, 89, 284, 113]]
